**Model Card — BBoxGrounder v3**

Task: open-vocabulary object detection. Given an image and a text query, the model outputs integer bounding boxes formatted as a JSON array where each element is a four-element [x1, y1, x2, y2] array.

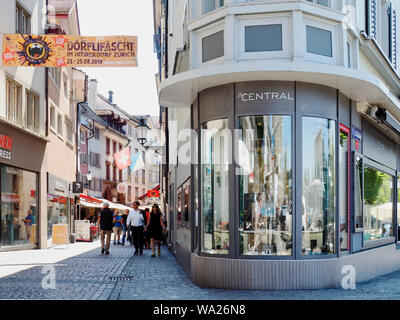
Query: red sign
[[147, 190, 160, 198], [114, 147, 131, 170], [0, 134, 12, 151]]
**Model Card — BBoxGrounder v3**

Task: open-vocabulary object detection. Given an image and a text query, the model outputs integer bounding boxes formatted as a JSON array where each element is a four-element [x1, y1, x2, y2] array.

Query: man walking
[[100, 201, 114, 255], [127, 201, 145, 255]]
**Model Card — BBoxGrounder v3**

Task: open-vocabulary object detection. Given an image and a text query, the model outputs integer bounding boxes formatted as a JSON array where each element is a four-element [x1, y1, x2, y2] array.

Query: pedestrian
[[144, 204, 165, 257], [113, 212, 122, 245], [99, 201, 114, 255], [143, 208, 150, 249], [127, 201, 145, 255], [23, 209, 34, 241], [121, 209, 132, 246]]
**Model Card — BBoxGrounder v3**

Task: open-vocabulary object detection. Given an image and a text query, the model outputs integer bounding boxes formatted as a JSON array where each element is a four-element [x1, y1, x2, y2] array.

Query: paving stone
[[1, 243, 400, 299]]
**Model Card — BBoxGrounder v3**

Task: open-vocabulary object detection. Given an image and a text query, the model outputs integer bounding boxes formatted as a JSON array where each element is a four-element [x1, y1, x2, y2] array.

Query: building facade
[[0, 0, 47, 251], [45, 0, 81, 247], [157, 0, 400, 289]]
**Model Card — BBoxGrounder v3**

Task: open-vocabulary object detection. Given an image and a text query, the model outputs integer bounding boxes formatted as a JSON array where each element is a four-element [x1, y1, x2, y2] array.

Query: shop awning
[[138, 184, 160, 200]]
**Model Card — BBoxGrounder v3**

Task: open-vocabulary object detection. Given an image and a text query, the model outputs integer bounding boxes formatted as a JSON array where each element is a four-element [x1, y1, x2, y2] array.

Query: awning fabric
[[79, 194, 131, 211]]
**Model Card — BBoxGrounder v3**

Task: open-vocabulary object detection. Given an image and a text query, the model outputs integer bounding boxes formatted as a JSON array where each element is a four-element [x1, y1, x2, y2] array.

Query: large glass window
[[306, 25, 333, 57], [339, 127, 349, 251], [354, 155, 363, 229], [302, 117, 336, 255], [1, 165, 38, 247], [202, 31, 224, 63], [363, 166, 393, 241], [201, 119, 230, 254], [238, 115, 292, 256], [245, 25, 282, 53]]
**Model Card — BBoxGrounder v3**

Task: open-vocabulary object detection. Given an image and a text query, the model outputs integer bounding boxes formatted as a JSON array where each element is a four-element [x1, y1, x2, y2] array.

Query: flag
[[114, 147, 131, 170], [130, 152, 145, 172], [147, 190, 160, 198]]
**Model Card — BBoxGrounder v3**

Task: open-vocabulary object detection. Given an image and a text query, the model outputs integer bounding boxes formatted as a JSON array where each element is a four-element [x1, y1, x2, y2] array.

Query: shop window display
[[339, 127, 349, 251], [0, 164, 38, 247], [302, 117, 336, 255], [238, 115, 292, 256], [363, 166, 393, 241], [201, 119, 230, 254]]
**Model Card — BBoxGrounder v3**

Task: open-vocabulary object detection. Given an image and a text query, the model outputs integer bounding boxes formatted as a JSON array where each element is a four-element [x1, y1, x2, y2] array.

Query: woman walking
[[144, 204, 165, 257]]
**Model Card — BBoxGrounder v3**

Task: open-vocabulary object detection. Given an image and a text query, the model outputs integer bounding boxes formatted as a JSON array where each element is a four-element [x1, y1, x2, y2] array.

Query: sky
[[76, 0, 159, 116]]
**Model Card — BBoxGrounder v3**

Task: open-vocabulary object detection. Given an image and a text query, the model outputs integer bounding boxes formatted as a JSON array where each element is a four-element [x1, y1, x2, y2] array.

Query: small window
[[50, 105, 56, 131], [202, 30, 224, 63], [65, 119, 73, 143], [306, 25, 332, 57], [16, 3, 31, 34], [347, 41, 351, 68], [57, 113, 63, 137], [245, 24, 282, 52], [202, 0, 224, 15], [63, 73, 68, 98], [26, 91, 39, 132]]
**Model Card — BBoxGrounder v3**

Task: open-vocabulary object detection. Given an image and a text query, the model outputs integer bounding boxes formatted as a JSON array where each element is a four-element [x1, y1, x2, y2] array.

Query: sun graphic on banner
[[17, 35, 53, 66]]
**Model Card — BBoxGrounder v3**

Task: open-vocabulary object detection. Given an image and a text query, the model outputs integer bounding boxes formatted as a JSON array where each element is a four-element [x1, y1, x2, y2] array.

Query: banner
[[2, 34, 138, 67], [114, 147, 131, 170]]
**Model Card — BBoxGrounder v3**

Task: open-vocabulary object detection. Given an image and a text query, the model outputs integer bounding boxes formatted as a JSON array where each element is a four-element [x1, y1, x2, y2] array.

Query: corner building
[[158, 0, 400, 289]]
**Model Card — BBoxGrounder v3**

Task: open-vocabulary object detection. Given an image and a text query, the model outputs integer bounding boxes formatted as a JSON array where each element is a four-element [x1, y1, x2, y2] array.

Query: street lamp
[[85, 171, 92, 189], [135, 117, 150, 146]]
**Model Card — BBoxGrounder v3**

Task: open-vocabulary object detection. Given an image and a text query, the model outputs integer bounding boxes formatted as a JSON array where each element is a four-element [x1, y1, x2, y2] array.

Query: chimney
[[108, 90, 114, 103], [88, 79, 98, 109]]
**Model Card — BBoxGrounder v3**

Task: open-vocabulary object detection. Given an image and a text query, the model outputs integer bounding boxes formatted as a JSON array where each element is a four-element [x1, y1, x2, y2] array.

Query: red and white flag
[[114, 147, 131, 170]]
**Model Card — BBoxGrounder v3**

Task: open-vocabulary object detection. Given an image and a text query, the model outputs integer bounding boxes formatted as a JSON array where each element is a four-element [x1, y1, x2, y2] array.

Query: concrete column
[[39, 154, 48, 249], [224, 15, 235, 63], [292, 10, 304, 63]]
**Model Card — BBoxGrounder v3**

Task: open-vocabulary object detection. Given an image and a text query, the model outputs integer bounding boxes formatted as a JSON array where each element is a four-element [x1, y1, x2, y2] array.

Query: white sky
[[76, 0, 159, 116]]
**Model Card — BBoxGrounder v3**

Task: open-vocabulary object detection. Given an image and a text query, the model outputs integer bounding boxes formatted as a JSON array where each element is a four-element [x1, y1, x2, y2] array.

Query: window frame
[[361, 157, 396, 247], [197, 21, 225, 67], [238, 13, 291, 61], [201, 0, 224, 16], [304, 15, 337, 65]]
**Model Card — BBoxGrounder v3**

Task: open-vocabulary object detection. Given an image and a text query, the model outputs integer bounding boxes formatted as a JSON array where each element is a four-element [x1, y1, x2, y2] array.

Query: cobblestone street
[[1, 241, 400, 300]]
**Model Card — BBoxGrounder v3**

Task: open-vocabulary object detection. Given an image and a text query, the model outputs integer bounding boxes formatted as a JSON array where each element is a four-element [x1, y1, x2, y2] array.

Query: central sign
[[2, 34, 138, 67], [238, 91, 294, 102]]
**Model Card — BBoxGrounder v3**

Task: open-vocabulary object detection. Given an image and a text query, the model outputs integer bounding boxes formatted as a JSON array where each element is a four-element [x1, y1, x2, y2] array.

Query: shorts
[[113, 226, 122, 235]]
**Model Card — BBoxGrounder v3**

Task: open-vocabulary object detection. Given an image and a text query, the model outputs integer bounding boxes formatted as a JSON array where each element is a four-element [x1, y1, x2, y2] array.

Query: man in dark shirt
[[100, 201, 114, 255]]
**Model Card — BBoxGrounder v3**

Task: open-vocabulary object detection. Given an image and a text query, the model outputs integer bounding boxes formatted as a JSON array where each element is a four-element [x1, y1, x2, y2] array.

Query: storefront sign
[[52, 224, 69, 245], [238, 91, 294, 102], [0, 134, 12, 160], [48, 173, 69, 197], [352, 126, 362, 152], [117, 182, 128, 193], [2, 34, 138, 67]]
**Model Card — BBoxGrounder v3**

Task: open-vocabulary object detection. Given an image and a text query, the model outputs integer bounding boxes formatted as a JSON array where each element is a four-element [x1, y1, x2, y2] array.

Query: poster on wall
[[52, 224, 69, 245], [2, 34, 138, 67]]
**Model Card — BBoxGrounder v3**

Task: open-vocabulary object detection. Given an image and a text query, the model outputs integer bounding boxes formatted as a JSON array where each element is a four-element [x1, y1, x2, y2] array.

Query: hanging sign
[[2, 34, 138, 67]]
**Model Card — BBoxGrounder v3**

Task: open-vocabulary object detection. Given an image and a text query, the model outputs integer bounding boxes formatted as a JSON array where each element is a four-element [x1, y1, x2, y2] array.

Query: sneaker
[[113, 242, 116, 245], [117, 242, 121, 245], [105, 250, 110, 255], [151, 254, 156, 258], [134, 251, 138, 255], [101, 249, 105, 254]]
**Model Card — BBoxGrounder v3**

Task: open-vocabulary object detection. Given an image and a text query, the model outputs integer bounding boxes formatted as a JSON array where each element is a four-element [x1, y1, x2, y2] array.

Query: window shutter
[[366, 0, 378, 39], [390, 5, 397, 69]]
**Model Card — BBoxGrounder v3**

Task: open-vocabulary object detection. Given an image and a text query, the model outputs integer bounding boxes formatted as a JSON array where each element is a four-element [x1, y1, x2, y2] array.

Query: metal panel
[[363, 120, 397, 170], [199, 84, 234, 123], [296, 82, 337, 119]]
